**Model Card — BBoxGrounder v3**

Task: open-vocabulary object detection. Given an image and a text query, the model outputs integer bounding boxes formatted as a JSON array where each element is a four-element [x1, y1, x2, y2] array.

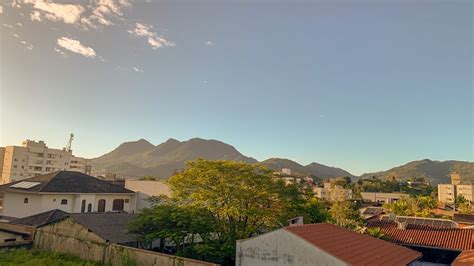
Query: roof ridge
[[36, 171, 61, 192]]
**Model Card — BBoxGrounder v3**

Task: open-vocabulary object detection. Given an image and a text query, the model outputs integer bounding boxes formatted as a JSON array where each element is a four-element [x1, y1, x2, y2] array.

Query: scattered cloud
[[17, 22, 23, 27], [30, 10, 41, 21], [20, 40, 33, 51], [56, 37, 96, 58], [3, 23, 14, 29], [133, 66, 144, 73], [0, 6, 3, 14], [24, 0, 85, 24], [205, 40, 213, 46], [129, 22, 175, 49], [54, 47, 67, 57]]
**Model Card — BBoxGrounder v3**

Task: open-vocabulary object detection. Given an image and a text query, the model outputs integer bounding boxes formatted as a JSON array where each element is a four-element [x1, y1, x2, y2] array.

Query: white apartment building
[[438, 173, 474, 205], [0, 171, 136, 219], [0, 140, 91, 184], [360, 192, 409, 204]]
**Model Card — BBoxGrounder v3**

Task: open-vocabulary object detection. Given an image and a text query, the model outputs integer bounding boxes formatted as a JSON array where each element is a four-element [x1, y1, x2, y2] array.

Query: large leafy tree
[[131, 159, 329, 265]]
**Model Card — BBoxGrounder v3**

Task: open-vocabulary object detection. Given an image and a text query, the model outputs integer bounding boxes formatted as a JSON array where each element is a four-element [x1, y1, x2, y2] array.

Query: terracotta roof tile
[[369, 221, 474, 251], [285, 223, 422, 266]]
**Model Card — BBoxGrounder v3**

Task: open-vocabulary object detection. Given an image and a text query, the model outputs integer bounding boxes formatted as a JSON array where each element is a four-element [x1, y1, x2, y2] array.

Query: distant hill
[[92, 138, 258, 178], [359, 159, 474, 185], [261, 158, 355, 178]]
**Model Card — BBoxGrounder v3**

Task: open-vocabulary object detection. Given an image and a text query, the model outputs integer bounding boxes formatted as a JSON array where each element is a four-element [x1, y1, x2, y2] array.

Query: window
[[87, 203, 92, 213], [4, 238, 16, 243], [98, 199, 106, 213], [81, 200, 86, 213], [14, 158, 17, 161], [124, 199, 129, 203], [61, 199, 67, 205], [21, 166, 24, 169], [13, 165, 17, 169], [24, 198, 28, 204], [112, 199, 124, 211]]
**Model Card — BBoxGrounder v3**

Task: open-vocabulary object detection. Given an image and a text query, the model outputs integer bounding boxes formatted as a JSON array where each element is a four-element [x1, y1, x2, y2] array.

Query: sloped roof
[[452, 250, 474, 266], [454, 214, 474, 225], [285, 223, 422, 266], [0, 171, 134, 194], [369, 220, 474, 251], [10, 209, 69, 227], [69, 212, 136, 244]]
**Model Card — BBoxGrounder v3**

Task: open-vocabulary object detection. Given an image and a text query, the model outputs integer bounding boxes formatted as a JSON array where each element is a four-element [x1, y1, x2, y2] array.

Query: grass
[[0, 249, 100, 266]]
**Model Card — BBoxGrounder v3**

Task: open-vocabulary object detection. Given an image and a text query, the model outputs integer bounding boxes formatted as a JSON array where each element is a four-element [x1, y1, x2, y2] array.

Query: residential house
[[0, 171, 136, 218], [360, 192, 409, 204], [313, 183, 352, 201], [369, 216, 474, 264], [236, 223, 422, 266]]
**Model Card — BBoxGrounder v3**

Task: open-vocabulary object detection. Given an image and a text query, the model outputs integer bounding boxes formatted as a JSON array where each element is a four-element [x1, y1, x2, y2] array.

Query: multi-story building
[[360, 192, 409, 204], [438, 173, 474, 205], [0, 140, 91, 184]]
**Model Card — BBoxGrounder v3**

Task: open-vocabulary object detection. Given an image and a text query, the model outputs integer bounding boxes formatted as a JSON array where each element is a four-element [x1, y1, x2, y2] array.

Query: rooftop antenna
[[65, 133, 74, 152]]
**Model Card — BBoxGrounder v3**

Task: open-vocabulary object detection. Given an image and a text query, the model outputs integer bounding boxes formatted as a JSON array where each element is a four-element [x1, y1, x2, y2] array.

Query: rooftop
[[0, 171, 135, 194], [368, 220, 474, 251], [10, 209, 68, 227], [284, 223, 422, 265]]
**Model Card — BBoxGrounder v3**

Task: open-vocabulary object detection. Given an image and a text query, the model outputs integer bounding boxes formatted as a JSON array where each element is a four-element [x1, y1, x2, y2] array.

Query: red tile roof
[[285, 223, 422, 266], [452, 250, 474, 266], [369, 221, 474, 251]]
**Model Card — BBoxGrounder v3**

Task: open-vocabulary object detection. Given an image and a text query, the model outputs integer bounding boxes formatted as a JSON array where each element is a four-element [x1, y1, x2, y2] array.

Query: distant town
[[0, 137, 473, 265]]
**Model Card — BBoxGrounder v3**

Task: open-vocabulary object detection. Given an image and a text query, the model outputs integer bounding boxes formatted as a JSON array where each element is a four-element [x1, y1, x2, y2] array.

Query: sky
[[0, 0, 472, 175]]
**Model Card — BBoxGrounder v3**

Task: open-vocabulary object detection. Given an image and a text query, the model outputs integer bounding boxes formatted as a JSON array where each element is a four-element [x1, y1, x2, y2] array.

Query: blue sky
[[1, 0, 472, 175]]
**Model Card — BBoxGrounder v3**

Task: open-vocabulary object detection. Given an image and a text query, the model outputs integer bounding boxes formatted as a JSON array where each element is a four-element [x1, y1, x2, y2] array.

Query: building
[[313, 183, 352, 201], [438, 173, 474, 205], [453, 214, 474, 228], [0, 140, 91, 184], [360, 192, 409, 204], [281, 168, 292, 175], [236, 223, 421, 266], [369, 217, 474, 264], [125, 180, 171, 210], [0, 171, 136, 218]]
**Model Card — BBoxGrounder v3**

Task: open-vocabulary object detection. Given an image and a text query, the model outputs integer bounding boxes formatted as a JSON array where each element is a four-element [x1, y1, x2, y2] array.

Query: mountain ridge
[[91, 138, 473, 183]]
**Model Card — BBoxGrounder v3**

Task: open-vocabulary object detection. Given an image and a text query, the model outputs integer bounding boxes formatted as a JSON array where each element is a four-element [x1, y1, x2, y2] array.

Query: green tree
[[383, 195, 436, 217], [365, 227, 387, 240], [139, 175, 156, 181], [456, 195, 471, 214], [329, 201, 364, 230]]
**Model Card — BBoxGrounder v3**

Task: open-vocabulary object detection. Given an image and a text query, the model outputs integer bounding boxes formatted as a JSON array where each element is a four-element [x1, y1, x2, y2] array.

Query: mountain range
[[91, 138, 473, 184]]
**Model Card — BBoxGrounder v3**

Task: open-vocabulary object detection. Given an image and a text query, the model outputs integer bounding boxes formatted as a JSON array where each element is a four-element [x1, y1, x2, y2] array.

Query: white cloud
[[23, 0, 85, 24], [57, 37, 96, 58], [54, 47, 67, 57], [20, 40, 33, 51], [30, 10, 41, 21], [0, 6, 3, 14], [133, 66, 143, 73], [3, 23, 14, 29], [205, 40, 213, 46], [129, 22, 175, 49]]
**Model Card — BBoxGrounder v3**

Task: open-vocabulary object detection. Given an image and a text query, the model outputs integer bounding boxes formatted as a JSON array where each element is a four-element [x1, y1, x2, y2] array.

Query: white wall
[[3, 192, 43, 218], [236, 229, 347, 266], [3, 192, 137, 218]]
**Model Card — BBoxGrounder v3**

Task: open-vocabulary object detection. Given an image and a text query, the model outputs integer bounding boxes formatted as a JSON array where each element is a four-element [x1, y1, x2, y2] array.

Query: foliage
[[0, 249, 99, 266], [352, 176, 435, 198], [333, 176, 352, 188], [455, 195, 471, 214], [383, 195, 437, 217], [365, 227, 387, 240], [139, 175, 156, 181], [328, 201, 364, 230], [130, 159, 329, 265]]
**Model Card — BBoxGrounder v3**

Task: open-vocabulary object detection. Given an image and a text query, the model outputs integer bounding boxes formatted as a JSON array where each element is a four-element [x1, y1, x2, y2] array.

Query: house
[[125, 180, 171, 210], [0, 222, 34, 246], [359, 206, 385, 220], [360, 192, 409, 204], [236, 223, 422, 266], [368, 217, 474, 264], [313, 183, 352, 201], [0, 171, 136, 218]]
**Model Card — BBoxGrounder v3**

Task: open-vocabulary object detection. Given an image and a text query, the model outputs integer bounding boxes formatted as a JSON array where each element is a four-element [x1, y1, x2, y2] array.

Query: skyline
[[1, 0, 473, 175]]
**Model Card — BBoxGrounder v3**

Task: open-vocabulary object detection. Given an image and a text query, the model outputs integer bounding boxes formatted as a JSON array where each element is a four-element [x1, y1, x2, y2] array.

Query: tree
[[383, 195, 436, 217], [456, 195, 471, 214], [139, 175, 156, 181], [365, 227, 387, 240], [329, 201, 364, 231]]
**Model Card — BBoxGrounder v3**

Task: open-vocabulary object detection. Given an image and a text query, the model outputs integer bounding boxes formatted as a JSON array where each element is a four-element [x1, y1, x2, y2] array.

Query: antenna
[[65, 133, 74, 152]]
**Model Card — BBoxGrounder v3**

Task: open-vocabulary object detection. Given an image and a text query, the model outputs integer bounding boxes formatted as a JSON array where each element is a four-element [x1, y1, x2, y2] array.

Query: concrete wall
[[361, 192, 409, 204], [236, 228, 347, 266], [125, 180, 171, 210], [3, 192, 43, 218], [3, 192, 136, 218], [457, 185, 474, 203], [438, 184, 456, 204], [34, 218, 217, 266]]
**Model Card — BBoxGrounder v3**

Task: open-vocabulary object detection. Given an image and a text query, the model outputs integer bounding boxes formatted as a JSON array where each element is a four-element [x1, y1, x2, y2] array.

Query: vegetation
[[352, 176, 435, 197], [383, 195, 437, 217], [138, 175, 156, 181], [455, 195, 471, 214], [0, 249, 99, 266], [129, 159, 329, 265]]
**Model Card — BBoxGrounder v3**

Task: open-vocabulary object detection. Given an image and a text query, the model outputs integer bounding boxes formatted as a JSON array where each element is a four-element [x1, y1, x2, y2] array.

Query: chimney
[[288, 216, 304, 226]]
